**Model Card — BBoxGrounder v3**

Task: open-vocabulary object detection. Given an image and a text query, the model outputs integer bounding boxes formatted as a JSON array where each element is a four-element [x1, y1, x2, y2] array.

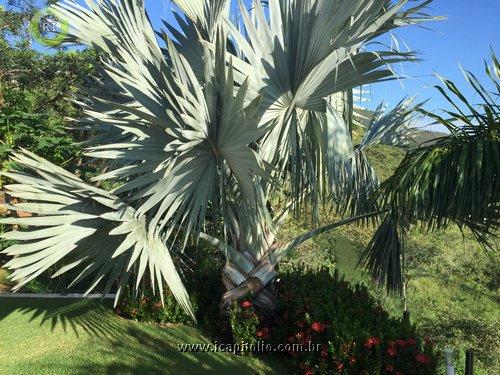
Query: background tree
[[0, 1, 97, 180]]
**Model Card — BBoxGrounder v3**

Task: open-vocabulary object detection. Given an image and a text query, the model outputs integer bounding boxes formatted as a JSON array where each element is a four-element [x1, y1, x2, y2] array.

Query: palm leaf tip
[[360, 216, 404, 292], [0, 150, 196, 321]]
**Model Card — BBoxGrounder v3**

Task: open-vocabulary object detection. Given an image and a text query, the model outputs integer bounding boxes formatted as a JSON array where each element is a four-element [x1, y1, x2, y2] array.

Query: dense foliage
[[116, 287, 197, 325], [0, 47, 96, 175], [228, 268, 437, 374], [0, 2, 97, 180], [0, 0, 442, 321]]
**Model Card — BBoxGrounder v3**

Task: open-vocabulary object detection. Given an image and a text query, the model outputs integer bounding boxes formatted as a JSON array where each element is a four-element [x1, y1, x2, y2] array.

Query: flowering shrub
[[116, 287, 197, 325], [229, 300, 261, 350], [265, 268, 437, 374]]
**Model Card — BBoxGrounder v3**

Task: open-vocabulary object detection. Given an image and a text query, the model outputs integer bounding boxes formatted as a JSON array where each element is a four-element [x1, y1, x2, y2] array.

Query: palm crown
[[2, 0, 496, 321]]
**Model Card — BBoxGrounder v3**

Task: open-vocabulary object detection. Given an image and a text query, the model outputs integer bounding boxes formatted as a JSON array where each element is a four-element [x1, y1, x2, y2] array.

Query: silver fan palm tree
[[0, 0, 461, 320]]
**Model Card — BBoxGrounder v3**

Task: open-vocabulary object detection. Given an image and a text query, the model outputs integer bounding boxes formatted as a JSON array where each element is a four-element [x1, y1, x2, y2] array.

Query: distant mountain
[[409, 129, 448, 148]]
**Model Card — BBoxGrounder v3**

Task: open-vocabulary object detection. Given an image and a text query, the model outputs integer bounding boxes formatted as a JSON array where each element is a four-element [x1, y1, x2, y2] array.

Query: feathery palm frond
[[366, 52, 500, 291]]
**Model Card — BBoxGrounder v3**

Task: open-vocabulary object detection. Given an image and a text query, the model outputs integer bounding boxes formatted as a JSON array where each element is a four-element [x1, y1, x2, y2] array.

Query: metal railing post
[[465, 348, 474, 375], [444, 348, 455, 375]]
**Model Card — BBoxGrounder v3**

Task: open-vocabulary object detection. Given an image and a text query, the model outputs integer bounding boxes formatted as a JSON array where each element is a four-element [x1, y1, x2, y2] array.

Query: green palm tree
[[362, 52, 499, 290], [3, 0, 493, 322]]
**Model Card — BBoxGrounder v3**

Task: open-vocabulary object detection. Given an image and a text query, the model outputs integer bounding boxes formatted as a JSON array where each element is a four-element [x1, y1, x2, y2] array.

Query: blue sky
[[146, 0, 500, 119], [7, 0, 499, 130], [146, 0, 500, 131]]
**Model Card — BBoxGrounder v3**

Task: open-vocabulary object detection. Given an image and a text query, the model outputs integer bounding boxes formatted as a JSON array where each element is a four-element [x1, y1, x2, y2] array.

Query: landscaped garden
[[0, 1, 498, 374], [0, 297, 288, 374]]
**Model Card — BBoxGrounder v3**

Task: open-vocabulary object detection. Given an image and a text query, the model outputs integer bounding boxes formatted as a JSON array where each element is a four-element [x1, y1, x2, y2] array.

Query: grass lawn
[[0, 297, 288, 374]]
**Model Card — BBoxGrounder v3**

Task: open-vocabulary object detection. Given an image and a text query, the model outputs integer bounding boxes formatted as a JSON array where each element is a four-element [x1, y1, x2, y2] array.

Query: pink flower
[[311, 321, 326, 333], [387, 347, 397, 357], [337, 363, 344, 372], [406, 338, 417, 346], [395, 339, 406, 347], [416, 353, 431, 364], [386, 364, 394, 372], [241, 300, 252, 308], [365, 336, 381, 348]]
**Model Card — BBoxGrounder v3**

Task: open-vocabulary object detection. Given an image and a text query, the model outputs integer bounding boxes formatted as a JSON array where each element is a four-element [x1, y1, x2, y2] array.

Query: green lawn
[[0, 297, 288, 374]]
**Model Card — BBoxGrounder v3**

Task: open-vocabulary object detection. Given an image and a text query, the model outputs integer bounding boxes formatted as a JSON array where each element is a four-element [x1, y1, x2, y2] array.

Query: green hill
[[281, 136, 499, 374]]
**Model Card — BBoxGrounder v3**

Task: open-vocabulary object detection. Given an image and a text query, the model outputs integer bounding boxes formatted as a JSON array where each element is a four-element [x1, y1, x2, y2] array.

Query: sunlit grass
[[0, 298, 288, 374]]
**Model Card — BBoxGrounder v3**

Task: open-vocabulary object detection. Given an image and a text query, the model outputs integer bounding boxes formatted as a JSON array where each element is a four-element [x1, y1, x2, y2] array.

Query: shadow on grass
[[0, 297, 287, 374], [0, 297, 119, 338], [72, 325, 285, 374]]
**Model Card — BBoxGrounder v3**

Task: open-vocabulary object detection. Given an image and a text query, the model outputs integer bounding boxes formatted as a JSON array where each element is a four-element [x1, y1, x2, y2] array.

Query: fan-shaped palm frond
[[313, 96, 423, 218], [0, 0, 441, 316], [158, 0, 231, 80], [224, 0, 434, 219], [53, 1, 269, 249], [0, 150, 195, 319]]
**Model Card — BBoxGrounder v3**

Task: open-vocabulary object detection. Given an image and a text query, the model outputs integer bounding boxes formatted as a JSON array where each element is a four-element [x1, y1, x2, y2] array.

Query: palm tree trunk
[[220, 253, 278, 313]]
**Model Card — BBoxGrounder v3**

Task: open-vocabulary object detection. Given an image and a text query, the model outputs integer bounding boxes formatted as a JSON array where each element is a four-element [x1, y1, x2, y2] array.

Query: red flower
[[387, 347, 397, 357], [395, 339, 406, 347], [302, 334, 312, 345], [406, 338, 417, 346], [364, 336, 381, 348], [320, 348, 328, 359], [386, 364, 394, 372], [337, 363, 344, 372], [304, 370, 313, 375], [349, 356, 356, 365], [311, 321, 326, 333], [241, 300, 252, 308], [416, 353, 431, 365], [256, 327, 270, 340]]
